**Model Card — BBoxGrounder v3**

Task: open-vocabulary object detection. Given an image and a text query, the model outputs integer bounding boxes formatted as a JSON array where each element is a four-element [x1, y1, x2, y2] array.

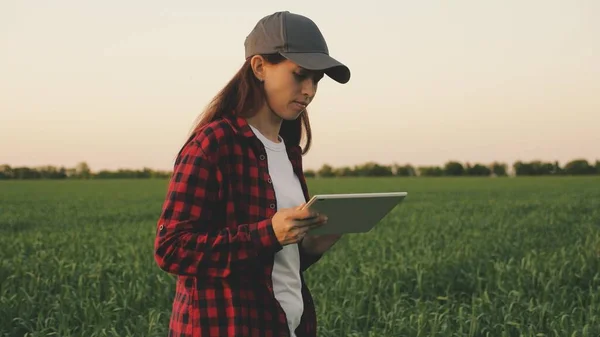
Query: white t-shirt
[[249, 124, 304, 337]]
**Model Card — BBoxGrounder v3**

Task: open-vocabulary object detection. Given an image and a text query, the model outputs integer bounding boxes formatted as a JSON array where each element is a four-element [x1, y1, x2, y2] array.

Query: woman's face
[[253, 56, 324, 120]]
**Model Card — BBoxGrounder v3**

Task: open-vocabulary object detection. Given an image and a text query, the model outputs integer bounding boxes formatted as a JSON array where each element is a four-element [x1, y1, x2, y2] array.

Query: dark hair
[[182, 53, 312, 155]]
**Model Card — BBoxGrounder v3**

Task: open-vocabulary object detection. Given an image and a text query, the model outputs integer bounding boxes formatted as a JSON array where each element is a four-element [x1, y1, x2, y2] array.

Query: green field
[[2, 177, 600, 337]]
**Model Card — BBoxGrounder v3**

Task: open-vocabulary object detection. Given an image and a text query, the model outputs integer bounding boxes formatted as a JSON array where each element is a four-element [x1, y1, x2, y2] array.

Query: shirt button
[[259, 155, 266, 160], [267, 177, 272, 184], [270, 203, 275, 209]]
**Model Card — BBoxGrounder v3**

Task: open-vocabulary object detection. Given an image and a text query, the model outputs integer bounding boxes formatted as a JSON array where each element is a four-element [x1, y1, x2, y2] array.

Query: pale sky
[[1, 0, 599, 171]]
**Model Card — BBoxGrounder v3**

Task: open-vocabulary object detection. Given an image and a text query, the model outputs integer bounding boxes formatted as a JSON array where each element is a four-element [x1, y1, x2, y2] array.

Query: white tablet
[[301, 192, 407, 235]]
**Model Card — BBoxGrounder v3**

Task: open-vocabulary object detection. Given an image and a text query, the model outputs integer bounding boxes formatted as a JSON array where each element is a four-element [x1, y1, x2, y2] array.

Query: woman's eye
[[294, 71, 321, 84], [294, 72, 307, 79]]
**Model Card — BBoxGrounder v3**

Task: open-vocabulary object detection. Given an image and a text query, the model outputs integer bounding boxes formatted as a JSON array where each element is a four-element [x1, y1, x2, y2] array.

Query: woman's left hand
[[301, 233, 342, 255], [293, 203, 343, 255]]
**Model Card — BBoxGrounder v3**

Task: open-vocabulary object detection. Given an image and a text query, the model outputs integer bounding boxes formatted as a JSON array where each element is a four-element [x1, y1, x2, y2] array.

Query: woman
[[154, 11, 350, 337]]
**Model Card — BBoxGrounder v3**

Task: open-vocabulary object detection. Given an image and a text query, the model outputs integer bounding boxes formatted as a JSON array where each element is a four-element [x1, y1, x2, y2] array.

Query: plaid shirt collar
[[223, 114, 303, 157], [224, 114, 256, 139]]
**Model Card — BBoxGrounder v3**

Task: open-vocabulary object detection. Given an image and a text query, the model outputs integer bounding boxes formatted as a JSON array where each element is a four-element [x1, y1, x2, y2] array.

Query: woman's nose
[[301, 79, 316, 98]]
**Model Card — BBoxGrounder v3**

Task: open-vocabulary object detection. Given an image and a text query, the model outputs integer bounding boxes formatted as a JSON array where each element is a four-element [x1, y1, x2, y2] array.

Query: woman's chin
[[275, 109, 304, 121]]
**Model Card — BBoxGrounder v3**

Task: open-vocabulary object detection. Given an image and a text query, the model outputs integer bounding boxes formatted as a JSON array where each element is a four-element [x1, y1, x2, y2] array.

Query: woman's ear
[[250, 55, 266, 82]]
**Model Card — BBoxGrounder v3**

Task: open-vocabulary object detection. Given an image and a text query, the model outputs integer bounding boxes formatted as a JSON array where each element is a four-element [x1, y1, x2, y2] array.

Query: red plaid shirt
[[154, 115, 323, 337]]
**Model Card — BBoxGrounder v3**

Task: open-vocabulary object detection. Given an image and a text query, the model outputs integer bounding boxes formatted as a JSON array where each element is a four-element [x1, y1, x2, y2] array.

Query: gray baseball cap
[[244, 11, 351, 84]]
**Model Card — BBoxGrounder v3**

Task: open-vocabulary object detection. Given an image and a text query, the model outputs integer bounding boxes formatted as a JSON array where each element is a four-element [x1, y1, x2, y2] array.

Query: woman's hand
[[291, 202, 343, 255], [301, 233, 342, 255], [271, 206, 327, 246]]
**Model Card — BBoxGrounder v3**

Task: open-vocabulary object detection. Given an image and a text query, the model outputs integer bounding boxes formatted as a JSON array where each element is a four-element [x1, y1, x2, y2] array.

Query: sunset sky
[[1, 0, 599, 171]]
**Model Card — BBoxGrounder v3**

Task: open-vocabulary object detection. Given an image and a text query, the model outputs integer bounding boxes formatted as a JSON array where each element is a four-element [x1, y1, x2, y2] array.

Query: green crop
[[1, 177, 599, 336]]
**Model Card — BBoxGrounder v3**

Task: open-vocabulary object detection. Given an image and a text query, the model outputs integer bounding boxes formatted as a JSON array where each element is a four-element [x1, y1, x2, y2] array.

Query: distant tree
[[304, 169, 316, 178], [334, 166, 355, 177], [352, 164, 367, 176], [513, 160, 555, 176], [58, 166, 68, 178], [13, 167, 41, 179], [139, 167, 151, 178], [595, 160, 600, 174], [466, 163, 492, 176], [317, 164, 335, 178], [490, 162, 508, 177], [75, 161, 92, 179], [396, 164, 416, 177], [563, 159, 595, 175], [149, 169, 171, 179], [95, 170, 114, 179], [66, 167, 77, 178], [35, 165, 67, 179], [538, 161, 556, 175], [552, 161, 563, 175], [444, 161, 465, 176], [354, 162, 393, 177], [371, 164, 393, 177], [418, 166, 444, 177], [0, 164, 13, 179], [513, 161, 527, 175]]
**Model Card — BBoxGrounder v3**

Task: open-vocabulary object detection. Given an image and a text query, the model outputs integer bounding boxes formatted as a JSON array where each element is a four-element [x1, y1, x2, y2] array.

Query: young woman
[[154, 11, 350, 337]]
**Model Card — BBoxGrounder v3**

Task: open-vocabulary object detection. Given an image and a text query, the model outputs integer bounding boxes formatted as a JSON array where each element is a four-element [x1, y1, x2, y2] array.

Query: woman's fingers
[[294, 215, 327, 228], [289, 208, 318, 221]]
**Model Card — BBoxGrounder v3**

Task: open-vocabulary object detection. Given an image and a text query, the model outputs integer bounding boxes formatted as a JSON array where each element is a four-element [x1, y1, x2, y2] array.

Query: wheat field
[[1, 177, 599, 336]]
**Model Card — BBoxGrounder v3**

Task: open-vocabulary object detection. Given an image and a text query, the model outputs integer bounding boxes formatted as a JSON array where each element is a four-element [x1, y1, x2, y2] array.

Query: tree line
[[0, 162, 171, 180], [1, 158, 599, 180], [304, 159, 600, 178]]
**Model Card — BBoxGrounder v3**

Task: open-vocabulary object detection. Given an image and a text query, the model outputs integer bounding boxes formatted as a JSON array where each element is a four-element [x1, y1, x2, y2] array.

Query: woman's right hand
[[271, 205, 327, 246]]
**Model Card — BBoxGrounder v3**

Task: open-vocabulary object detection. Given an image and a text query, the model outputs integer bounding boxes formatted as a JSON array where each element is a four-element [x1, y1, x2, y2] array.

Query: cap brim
[[280, 52, 351, 84]]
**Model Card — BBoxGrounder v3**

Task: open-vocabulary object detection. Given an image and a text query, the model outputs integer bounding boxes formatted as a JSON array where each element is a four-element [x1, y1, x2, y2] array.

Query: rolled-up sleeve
[[154, 139, 282, 277]]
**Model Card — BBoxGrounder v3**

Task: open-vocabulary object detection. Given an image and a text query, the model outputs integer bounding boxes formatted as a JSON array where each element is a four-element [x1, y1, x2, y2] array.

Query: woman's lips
[[293, 101, 307, 110]]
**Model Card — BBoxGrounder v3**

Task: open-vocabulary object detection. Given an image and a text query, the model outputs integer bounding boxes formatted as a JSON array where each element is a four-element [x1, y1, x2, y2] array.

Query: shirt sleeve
[[154, 139, 283, 277]]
